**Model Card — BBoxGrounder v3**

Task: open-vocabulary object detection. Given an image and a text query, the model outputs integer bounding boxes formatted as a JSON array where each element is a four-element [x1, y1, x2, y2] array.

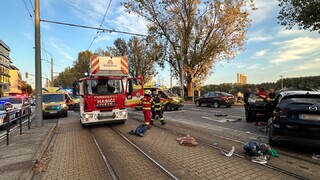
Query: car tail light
[[279, 107, 289, 117]]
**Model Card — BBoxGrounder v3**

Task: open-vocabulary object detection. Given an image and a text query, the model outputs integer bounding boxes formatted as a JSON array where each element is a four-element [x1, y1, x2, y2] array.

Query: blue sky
[[0, 0, 319, 89]]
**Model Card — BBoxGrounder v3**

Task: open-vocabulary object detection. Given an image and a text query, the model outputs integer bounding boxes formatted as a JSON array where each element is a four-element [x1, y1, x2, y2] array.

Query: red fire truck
[[78, 56, 143, 126]]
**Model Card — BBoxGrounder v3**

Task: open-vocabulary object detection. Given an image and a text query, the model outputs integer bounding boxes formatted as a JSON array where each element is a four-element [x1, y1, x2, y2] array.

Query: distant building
[[237, 73, 247, 84], [0, 39, 11, 96], [4, 65, 22, 96]]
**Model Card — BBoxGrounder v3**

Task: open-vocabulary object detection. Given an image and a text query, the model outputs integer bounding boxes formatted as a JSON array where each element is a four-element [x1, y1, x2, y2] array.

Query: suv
[[195, 91, 235, 108], [246, 89, 320, 146], [42, 93, 69, 117], [0, 96, 31, 117]]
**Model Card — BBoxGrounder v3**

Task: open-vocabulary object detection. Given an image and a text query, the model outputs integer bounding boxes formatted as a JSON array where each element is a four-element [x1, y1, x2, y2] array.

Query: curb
[[18, 123, 57, 180]]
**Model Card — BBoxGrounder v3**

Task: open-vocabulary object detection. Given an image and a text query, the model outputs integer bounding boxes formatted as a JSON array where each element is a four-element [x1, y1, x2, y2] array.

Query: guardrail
[[0, 106, 32, 145]]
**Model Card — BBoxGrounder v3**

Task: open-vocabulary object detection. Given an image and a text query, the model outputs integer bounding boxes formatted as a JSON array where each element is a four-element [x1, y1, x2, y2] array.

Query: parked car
[[247, 89, 320, 146], [194, 91, 235, 108], [0, 102, 17, 129], [0, 96, 31, 117]]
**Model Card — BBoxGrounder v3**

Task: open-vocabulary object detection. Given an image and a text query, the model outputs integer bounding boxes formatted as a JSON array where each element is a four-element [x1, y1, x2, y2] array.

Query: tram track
[[89, 125, 178, 180], [129, 112, 319, 180]]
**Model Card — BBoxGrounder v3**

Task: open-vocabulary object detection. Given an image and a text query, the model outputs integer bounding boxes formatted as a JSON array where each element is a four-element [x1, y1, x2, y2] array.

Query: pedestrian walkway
[[0, 120, 56, 180]]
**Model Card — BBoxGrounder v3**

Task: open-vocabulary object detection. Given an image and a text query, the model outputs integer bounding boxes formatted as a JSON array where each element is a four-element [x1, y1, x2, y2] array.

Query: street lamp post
[[33, 47, 54, 86], [280, 75, 284, 89]]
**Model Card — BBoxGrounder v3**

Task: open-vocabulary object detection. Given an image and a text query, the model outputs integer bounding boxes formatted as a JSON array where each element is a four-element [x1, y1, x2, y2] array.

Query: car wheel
[[165, 104, 173, 111], [213, 101, 220, 108], [195, 101, 201, 107]]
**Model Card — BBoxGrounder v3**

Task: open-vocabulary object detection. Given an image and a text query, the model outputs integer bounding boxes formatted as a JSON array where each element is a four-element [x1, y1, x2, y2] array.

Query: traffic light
[[25, 72, 28, 79]]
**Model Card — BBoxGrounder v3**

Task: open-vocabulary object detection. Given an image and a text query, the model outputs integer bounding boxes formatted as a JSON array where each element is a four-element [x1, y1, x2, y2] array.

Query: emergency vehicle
[[78, 56, 143, 126], [42, 87, 76, 109], [135, 84, 184, 111]]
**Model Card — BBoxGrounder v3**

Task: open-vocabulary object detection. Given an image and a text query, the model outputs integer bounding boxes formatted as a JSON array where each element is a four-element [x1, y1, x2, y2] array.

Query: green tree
[[278, 0, 320, 33], [123, 0, 255, 96], [54, 50, 93, 87], [105, 37, 164, 84]]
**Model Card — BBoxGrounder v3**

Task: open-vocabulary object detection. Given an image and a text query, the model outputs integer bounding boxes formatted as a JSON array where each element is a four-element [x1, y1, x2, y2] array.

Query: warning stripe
[[121, 57, 129, 75], [91, 56, 99, 74]]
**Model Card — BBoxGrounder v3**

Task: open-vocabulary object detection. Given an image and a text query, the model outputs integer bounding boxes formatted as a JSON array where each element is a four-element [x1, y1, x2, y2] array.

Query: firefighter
[[151, 93, 166, 125], [150, 89, 157, 124], [141, 90, 153, 129]]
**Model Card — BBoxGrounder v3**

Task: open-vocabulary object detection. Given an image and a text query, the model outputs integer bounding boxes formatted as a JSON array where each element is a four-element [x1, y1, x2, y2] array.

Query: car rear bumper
[[270, 123, 320, 146]]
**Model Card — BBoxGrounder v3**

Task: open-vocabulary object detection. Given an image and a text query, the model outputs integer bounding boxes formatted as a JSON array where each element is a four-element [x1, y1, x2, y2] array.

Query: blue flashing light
[[56, 106, 61, 110]]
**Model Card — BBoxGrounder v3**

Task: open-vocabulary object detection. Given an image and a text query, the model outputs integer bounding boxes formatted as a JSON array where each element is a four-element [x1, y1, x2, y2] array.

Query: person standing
[[141, 90, 153, 129], [243, 87, 252, 122], [268, 88, 276, 101], [151, 93, 166, 125], [257, 87, 269, 100]]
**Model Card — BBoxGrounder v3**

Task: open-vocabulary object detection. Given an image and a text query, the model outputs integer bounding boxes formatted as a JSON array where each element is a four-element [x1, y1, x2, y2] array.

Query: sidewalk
[[0, 120, 56, 180]]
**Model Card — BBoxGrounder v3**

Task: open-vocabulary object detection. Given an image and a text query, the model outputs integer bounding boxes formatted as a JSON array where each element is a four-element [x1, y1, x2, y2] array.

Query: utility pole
[[35, 0, 43, 127]]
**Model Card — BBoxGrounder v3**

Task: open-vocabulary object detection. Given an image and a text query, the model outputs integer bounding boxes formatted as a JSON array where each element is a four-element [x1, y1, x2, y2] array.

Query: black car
[[195, 91, 235, 108], [247, 89, 320, 146], [244, 93, 274, 123]]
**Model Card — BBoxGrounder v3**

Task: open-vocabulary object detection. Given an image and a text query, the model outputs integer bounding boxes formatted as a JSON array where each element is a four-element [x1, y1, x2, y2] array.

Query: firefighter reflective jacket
[[153, 97, 162, 111], [141, 96, 153, 111]]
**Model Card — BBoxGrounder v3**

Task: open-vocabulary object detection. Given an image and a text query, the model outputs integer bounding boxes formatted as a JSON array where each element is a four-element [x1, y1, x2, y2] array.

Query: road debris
[[176, 134, 198, 147], [221, 146, 235, 157], [312, 154, 320, 160]]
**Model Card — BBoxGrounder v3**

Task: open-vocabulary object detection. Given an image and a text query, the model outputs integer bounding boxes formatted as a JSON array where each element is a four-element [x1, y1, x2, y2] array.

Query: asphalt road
[[161, 103, 266, 136]]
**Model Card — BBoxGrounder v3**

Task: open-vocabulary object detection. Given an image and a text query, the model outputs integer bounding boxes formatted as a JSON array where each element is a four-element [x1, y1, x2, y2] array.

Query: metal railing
[[0, 106, 32, 145]]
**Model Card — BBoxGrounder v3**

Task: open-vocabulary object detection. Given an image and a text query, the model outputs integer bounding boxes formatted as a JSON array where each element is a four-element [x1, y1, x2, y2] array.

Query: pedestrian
[[141, 90, 153, 129], [243, 87, 252, 122], [151, 93, 166, 125], [256, 87, 269, 126], [257, 87, 269, 100], [268, 88, 276, 101]]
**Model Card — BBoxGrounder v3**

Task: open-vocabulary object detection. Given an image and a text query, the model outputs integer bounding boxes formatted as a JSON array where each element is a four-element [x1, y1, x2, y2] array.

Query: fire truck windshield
[[85, 79, 123, 95]]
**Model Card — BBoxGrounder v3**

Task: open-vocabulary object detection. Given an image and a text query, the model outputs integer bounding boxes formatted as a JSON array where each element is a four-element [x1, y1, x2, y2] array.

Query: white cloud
[[293, 58, 320, 71], [249, 0, 279, 25], [247, 30, 273, 42], [247, 64, 260, 70], [271, 37, 320, 64], [254, 49, 267, 57]]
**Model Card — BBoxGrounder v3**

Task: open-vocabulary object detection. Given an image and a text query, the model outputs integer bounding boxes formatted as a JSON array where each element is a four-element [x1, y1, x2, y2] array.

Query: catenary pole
[[35, 0, 43, 127]]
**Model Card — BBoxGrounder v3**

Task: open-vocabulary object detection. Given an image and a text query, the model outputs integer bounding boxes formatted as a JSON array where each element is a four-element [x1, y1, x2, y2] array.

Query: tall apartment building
[[237, 73, 247, 84], [0, 39, 11, 96]]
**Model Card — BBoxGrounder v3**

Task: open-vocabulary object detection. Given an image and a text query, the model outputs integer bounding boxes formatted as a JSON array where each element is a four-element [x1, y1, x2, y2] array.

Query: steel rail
[[111, 127, 179, 180], [89, 128, 119, 180]]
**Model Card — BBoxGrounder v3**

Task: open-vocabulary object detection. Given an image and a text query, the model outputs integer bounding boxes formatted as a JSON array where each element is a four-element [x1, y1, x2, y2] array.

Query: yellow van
[[42, 87, 76, 110]]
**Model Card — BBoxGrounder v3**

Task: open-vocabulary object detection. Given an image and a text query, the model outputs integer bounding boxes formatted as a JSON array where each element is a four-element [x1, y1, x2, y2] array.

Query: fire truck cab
[[79, 56, 143, 126]]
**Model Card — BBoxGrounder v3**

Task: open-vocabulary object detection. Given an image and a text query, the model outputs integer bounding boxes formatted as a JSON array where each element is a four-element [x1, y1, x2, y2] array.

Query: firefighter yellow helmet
[[144, 90, 152, 95]]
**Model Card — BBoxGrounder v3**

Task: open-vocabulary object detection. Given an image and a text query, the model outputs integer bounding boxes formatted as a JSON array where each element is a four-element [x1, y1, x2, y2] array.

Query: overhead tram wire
[[40, 19, 148, 37], [23, 0, 33, 18], [61, 0, 107, 26], [88, 0, 113, 50], [28, 0, 34, 12]]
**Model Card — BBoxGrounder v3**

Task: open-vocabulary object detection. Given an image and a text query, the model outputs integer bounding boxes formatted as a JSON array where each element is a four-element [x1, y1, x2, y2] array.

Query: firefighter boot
[[161, 120, 166, 125], [150, 120, 154, 126]]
